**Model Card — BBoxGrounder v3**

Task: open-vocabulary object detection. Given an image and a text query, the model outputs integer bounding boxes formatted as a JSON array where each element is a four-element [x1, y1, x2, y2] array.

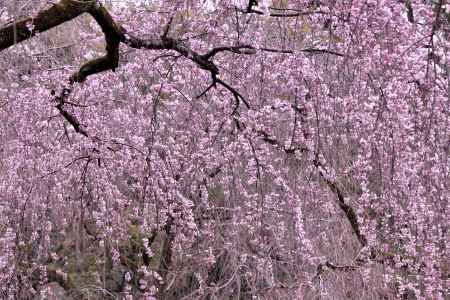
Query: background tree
[[0, 0, 448, 299]]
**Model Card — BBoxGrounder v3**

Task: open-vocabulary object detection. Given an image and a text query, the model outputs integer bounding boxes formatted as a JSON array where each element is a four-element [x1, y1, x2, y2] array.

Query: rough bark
[[0, 0, 93, 51]]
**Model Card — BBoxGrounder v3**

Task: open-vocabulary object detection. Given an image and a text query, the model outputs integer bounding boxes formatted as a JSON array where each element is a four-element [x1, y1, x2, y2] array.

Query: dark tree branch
[[54, 87, 89, 137], [253, 123, 366, 247], [0, 0, 93, 51], [240, 2, 326, 17], [269, 10, 325, 17], [215, 77, 251, 109], [260, 47, 293, 54], [162, 15, 174, 39], [201, 45, 257, 60], [244, 0, 264, 14], [313, 159, 367, 247], [405, 0, 415, 23], [300, 48, 345, 57], [120, 32, 220, 75], [56, 104, 88, 137], [196, 79, 217, 99], [70, 1, 120, 83]]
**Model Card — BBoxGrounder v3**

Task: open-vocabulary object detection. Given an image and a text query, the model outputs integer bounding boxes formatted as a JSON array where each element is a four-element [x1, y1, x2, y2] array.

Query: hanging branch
[[231, 111, 367, 249], [53, 87, 89, 137]]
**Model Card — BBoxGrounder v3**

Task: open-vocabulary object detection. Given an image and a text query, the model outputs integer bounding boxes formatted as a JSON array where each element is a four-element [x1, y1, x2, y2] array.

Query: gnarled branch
[[0, 0, 93, 51]]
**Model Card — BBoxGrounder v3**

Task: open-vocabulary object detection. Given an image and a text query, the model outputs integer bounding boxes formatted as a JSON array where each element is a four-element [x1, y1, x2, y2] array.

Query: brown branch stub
[[245, 0, 264, 14], [313, 260, 360, 281]]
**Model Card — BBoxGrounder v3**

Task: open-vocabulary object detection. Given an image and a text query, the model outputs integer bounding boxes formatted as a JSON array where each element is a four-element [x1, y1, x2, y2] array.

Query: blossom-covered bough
[[0, 0, 448, 299]]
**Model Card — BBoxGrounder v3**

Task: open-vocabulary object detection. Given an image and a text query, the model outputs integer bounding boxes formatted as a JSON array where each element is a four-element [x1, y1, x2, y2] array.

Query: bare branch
[[268, 7, 328, 18], [300, 48, 345, 57], [162, 15, 174, 38], [54, 88, 89, 137], [120, 33, 220, 75], [196, 80, 217, 99], [215, 77, 250, 109], [314, 159, 367, 246], [0, 0, 93, 51], [260, 47, 293, 54], [201, 45, 257, 60]]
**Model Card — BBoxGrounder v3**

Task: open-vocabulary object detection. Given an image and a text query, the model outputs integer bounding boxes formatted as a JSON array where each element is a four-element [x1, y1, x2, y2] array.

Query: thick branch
[[0, 0, 223, 81], [70, 1, 120, 83], [405, 0, 415, 23], [121, 33, 219, 75], [0, 0, 93, 51], [0, 0, 262, 142]]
